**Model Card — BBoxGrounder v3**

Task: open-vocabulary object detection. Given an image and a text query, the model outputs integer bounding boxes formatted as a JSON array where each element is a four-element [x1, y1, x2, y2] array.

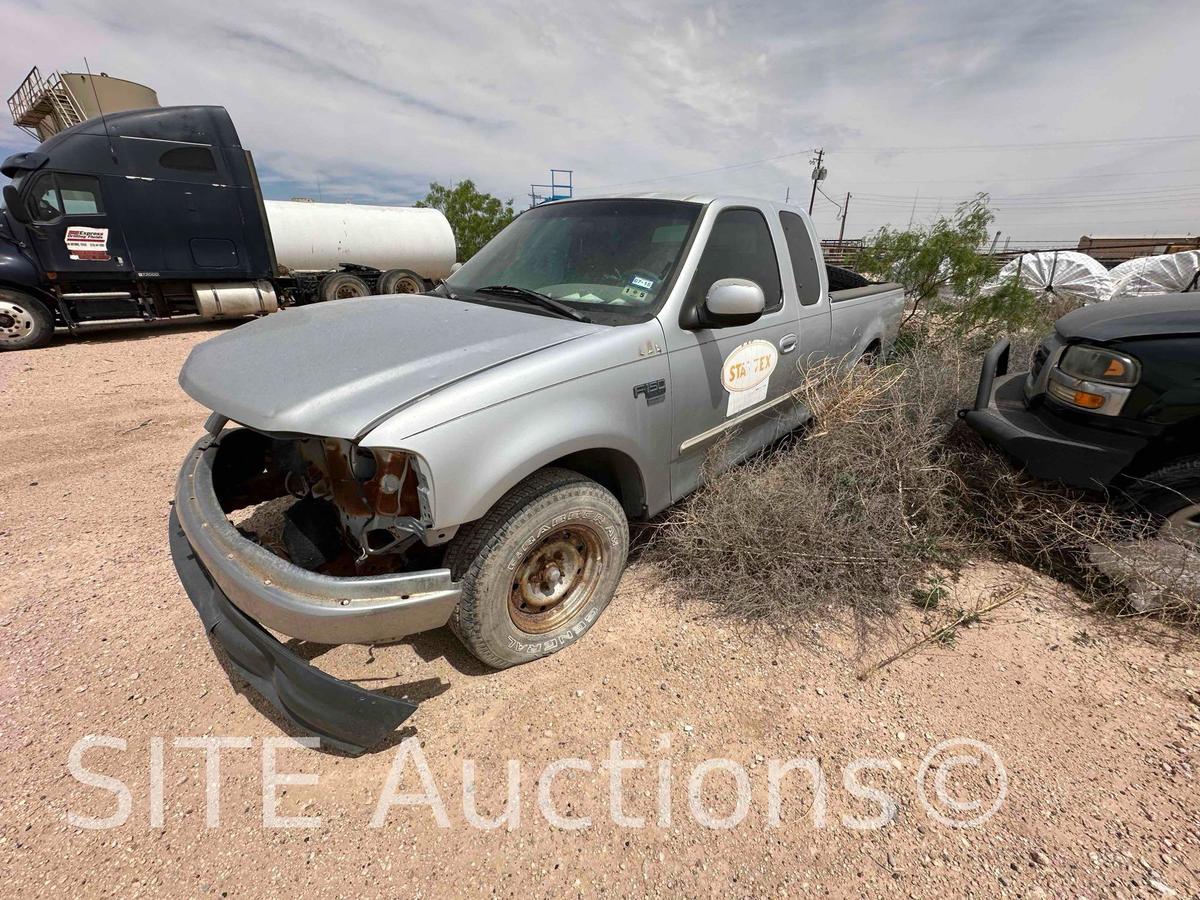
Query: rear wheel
[[1125, 456, 1200, 546], [377, 269, 426, 295], [318, 272, 371, 303], [446, 468, 629, 668], [0, 290, 54, 351]]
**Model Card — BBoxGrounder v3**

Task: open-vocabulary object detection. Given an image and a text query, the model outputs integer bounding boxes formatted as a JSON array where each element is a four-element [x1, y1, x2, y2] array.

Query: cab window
[[687, 208, 783, 314], [27, 173, 103, 221], [779, 211, 822, 306]]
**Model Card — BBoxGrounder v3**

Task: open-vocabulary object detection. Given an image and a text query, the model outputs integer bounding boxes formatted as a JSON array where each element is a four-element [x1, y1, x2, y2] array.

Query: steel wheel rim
[[335, 284, 365, 300], [1164, 503, 1200, 546], [395, 277, 422, 294], [509, 524, 604, 634], [0, 299, 34, 346]]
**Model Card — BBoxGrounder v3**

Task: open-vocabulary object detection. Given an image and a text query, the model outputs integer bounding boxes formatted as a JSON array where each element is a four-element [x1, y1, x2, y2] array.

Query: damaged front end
[[170, 420, 461, 754], [211, 424, 437, 571]]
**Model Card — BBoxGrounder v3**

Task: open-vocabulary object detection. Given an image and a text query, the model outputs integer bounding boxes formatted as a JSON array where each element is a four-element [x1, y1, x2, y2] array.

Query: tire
[[1124, 456, 1200, 544], [377, 269, 426, 295], [445, 468, 629, 669], [0, 289, 54, 351], [318, 272, 371, 303]]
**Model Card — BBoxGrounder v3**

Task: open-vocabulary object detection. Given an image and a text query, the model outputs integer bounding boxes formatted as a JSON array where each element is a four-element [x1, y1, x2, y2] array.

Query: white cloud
[[2, 0, 1198, 241]]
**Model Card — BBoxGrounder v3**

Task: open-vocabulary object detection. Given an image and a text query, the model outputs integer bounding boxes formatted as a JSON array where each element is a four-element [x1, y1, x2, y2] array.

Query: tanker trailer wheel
[[0, 289, 54, 351], [378, 269, 426, 295], [445, 468, 629, 669], [318, 272, 371, 303]]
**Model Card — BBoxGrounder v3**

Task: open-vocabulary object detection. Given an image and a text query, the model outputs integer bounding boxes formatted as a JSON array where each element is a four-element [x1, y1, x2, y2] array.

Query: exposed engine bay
[[209, 427, 434, 572]]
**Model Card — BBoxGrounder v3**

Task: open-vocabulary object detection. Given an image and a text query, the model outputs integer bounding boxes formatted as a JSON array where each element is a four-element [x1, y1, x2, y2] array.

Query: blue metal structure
[[529, 169, 573, 207]]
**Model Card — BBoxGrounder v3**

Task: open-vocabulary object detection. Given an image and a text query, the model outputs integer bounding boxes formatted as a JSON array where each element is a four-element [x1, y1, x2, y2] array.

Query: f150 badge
[[64, 226, 111, 262], [722, 339, 778, 416]]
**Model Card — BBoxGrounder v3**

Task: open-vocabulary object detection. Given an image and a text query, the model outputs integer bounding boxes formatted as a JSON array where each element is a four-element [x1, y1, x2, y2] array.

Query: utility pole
[[838, 192, 851, 242], [808, 148, 825, 215]]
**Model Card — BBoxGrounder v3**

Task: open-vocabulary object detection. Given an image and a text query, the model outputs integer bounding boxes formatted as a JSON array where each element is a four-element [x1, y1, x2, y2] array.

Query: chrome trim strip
[[679, 390, 801, 453]]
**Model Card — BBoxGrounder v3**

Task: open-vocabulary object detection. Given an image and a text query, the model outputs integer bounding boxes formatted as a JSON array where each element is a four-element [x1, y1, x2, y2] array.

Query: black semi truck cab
[[965, 292, 1200, 541], [1, 106, 281, 348]]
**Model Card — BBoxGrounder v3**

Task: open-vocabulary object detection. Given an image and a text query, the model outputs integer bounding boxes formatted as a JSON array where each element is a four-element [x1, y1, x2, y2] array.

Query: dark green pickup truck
[[964, 292, 1200, 541]]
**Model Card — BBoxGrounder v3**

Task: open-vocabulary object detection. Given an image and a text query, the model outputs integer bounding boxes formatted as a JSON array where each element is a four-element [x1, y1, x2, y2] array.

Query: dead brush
[[650, 341, 1199, 632], [650, 350, 977, 629]]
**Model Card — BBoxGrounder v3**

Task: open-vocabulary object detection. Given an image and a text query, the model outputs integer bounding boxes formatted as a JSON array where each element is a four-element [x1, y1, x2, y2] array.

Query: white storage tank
[[264, 200, 456, 279]]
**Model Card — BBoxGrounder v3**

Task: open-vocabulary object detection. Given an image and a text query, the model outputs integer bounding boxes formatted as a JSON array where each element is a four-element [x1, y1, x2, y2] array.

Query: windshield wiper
[[475, 285, 591, 323]]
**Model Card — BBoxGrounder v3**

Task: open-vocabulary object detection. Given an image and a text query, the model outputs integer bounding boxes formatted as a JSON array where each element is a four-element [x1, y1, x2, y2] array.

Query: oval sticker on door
[[721, 339, 779, 417], [721, 340, 778, 392]]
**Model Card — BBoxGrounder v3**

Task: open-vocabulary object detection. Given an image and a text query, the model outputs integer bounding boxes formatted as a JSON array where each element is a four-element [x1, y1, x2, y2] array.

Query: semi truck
[[0, 105, 456, 350]]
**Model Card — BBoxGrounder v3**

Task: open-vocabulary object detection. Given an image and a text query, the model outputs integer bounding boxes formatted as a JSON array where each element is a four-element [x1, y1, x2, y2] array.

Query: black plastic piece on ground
[[169, 510, 417, 755]]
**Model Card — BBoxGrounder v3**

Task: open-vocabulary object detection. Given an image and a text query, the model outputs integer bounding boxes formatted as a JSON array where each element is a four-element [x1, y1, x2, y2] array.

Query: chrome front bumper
[[173, 433, 461, 645]]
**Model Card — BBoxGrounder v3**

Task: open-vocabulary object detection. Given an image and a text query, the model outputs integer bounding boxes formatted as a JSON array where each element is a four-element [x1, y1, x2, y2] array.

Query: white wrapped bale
[[996, 251, 1114, 306], [1108, 250, 1200, 302]]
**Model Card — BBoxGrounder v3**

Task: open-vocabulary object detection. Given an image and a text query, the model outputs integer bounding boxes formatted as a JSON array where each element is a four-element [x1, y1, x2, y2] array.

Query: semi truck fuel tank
[[193, 281, 279, 319]]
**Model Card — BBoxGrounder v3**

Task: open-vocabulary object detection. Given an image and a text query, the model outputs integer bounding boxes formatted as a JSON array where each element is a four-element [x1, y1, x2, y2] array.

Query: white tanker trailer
[[0, 105, 460, 350], [264, 199, 456, 298]]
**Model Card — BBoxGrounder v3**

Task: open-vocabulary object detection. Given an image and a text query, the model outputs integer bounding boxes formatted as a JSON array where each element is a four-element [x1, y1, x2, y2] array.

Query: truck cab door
[[23, 171, 132, 277], [662, 204, 805, 501]]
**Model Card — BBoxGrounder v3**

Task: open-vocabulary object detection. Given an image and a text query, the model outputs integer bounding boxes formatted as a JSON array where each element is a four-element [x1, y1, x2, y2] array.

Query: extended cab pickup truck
[[965, 292, 1200, 539], [169, 194, 903, 752]]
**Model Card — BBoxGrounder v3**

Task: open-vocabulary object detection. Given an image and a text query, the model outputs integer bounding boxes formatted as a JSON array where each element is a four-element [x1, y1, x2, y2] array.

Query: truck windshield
[[443, 199, 702, 325]]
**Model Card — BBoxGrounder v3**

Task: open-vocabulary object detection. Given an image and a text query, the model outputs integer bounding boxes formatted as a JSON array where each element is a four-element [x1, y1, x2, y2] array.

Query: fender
[[360, 350, 674, 529], [0, 238, 45, 294]]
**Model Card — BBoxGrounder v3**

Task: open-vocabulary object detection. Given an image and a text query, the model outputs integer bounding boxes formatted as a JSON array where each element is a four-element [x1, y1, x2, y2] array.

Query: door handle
[[779, 333, 798, 353]]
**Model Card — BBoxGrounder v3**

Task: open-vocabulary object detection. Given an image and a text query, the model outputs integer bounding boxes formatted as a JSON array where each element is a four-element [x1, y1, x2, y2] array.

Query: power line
[[585, 134, 1200, 192]]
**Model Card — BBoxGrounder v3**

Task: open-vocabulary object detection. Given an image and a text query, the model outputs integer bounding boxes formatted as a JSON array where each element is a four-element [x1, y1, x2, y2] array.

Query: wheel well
[[543, 448, 647, 520], [0, 282, 60, 324], [1123, 417, 1200, 478]]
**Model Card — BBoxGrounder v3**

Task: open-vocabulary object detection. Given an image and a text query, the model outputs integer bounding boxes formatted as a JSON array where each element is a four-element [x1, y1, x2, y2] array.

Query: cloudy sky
[[2, 0, 1198, 243]]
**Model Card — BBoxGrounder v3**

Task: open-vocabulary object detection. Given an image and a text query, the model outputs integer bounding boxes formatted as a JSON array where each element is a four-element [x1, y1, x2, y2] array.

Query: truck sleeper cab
[[170, 194, 904, 752], [1, 106, 454, 350]]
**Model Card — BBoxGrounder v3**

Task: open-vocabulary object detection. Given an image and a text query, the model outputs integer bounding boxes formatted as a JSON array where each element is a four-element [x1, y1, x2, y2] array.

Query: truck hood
[[1056, 292, 1200, 343], [180, 294, 602, 438]]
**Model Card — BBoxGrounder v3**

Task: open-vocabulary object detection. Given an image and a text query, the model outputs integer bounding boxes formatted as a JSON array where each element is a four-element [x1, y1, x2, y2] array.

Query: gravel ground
[[2, 321, 1199, 898]]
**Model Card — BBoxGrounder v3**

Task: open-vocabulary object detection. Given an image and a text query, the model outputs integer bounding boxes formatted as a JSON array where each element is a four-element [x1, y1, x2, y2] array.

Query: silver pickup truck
[[169, 194, 903, 751]]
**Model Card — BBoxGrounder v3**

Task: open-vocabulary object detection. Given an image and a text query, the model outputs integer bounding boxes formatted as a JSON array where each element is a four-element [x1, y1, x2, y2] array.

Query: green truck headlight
[[1059, 346, 1140, 387]]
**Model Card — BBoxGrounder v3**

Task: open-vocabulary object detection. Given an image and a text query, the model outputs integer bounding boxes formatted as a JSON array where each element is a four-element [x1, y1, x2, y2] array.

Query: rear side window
[[688, 208, 783, 313], [779, 211, 822, 306], [159, 146, 217, 172]]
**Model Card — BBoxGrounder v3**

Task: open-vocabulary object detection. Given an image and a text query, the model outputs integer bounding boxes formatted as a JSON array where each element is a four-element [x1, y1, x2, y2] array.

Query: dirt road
[[2, 323, 1198, 898]]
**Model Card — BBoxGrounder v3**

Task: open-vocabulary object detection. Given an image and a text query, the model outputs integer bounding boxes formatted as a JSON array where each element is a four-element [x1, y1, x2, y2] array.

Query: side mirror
[[3, 184, 30, 224], [697, 278, 765, 328]]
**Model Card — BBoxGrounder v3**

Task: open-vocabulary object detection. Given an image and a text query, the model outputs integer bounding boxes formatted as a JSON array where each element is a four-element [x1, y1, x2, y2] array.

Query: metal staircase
[[8, 67, 86, 140]]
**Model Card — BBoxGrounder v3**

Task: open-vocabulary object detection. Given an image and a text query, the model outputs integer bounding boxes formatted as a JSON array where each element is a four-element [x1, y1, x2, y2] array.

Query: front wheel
[[1126, 456, 1200, 547], [0, 290, 54, 351], [446, 468, 629, 668]]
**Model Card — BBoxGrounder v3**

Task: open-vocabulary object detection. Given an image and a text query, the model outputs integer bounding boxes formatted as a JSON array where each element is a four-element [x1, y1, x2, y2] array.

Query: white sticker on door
[[64, 226, 110, 261], [721, 339, 778, 417]]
